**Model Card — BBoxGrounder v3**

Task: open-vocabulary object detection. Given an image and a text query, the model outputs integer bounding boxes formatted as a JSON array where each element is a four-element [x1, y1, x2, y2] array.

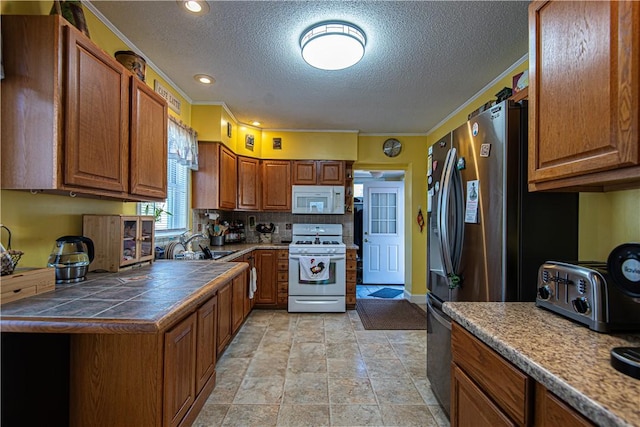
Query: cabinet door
[[192, 142, 220, 209], [121, 217, 140, 267], [138, 217, 155, 262], [451, 364, 516, 427], [196, 296, 217, 395], [318, 161, 345, 185], [292, 161, 317, 184], [130, 78, 168, 200], [231, 270, 246, 333], [254, 250, 277, 305], [164, 313, 197, 427], [243, 253, 254, 316], [237, 156, 261, 210], [534, 382, 594, 427], [261, 160, 291, 211], [217, 282, 232, 355], [219, 145, 237, 210], [528, 1, 640, 190], [64, 25, 130, 193]]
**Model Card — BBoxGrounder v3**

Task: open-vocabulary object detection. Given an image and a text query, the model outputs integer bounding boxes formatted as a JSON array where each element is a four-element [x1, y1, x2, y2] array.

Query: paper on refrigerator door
[[465, 180, 479, 223]]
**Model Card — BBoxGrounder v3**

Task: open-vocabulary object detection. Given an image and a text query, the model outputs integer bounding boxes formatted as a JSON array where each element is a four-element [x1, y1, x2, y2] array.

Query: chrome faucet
[[179, 231, 206, 246]]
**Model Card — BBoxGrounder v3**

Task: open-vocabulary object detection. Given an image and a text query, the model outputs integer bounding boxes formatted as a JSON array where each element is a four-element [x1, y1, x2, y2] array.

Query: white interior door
[[362, 181, 404, 284]]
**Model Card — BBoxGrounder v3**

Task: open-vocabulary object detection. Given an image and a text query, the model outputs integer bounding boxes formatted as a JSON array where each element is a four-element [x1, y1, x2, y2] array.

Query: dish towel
[[249, 267, 257, 299], [298, 256, 330, 281]]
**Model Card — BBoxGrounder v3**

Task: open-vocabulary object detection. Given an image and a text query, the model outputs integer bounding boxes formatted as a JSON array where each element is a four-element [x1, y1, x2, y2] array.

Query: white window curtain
[[168, 116, 199, 170], [139, 117, 198, 232]]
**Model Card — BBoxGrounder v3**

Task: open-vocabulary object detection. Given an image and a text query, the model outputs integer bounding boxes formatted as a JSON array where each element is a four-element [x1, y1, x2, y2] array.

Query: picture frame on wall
[[273, 137, 282, 150], [245, 134, 254, 151], [227, 122, 232, 138]]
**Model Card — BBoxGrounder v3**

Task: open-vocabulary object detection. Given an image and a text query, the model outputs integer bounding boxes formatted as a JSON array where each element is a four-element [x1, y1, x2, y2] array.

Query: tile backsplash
[[192, 210, 354, 245]]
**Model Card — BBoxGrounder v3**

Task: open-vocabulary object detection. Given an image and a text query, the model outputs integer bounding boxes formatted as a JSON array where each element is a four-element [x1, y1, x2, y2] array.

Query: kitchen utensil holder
[[210, 235, 224, 246]]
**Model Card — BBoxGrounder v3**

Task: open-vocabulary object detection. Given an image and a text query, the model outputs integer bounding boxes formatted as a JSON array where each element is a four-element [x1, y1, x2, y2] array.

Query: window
[[139, 158, 189, 232], [139, 118, 197, 234]]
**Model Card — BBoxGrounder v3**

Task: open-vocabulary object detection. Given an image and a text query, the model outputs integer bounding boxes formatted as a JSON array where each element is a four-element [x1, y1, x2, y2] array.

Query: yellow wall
[[260, 130, 357, 160], [191, 105, 223, 142], [356, 135, 429, 297], [579, 190, 640, 260]]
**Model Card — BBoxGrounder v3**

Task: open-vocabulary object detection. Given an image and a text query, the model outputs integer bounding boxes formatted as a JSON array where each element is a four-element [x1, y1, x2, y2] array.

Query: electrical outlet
[[197, 224, 202, 232], [274, 225, 280, 234], [285, 223, 292, 230]]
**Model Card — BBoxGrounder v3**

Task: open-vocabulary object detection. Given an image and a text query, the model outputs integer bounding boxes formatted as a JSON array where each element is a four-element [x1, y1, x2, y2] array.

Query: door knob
[[364, 239, 368, 242]]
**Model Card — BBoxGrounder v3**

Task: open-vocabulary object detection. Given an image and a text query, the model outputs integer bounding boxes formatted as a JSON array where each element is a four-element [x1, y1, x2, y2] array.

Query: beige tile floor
[[194, 309, 448, 427]]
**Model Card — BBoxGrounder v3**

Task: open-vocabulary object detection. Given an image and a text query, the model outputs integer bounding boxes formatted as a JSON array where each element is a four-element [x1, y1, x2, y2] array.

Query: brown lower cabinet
[[451, 322, 594, 427], [66, 267, 250, 427], [254, 250, 278, 306], [346, 249, 357, 309], [216, 280, 233, 355]]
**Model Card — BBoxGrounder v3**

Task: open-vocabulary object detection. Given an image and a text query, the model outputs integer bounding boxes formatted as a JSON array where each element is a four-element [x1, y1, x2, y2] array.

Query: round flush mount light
[[177, 1, 210, 16], [300, 21, 366, 71], [194, 74, 215, 85]]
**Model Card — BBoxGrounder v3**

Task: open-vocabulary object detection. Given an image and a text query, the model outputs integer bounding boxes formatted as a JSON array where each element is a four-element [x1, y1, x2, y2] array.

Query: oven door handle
[[289, 255, 346, 261]]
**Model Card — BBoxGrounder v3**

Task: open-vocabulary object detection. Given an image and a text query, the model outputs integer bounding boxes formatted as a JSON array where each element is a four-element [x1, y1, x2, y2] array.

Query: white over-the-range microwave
[[292, 185, 345, 214]]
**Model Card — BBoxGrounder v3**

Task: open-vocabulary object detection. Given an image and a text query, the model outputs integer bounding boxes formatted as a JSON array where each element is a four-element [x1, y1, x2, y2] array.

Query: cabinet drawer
[[277, 282, 289, 292], [346, 250, 357, 260], [346, 271, 357, 283], [346, 295, 356, 305], [277, 272, 288, 282], [2, 285, 37, 304], [277, 250, 289, 259], [346, 260, 356, 270], [277, 260, 288, 271], [346, 282, 356, 293], [452, 323, 531, 425]]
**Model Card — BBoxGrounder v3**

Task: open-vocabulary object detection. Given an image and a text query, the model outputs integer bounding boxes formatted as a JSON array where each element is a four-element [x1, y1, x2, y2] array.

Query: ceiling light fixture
[[194, 74, 215, 85], [252, 121, 261, 126], [300, 21, 366, 71], [178, 1, 210, 16]]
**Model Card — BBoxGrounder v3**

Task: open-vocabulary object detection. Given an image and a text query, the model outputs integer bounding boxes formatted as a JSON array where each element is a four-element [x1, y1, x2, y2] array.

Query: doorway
[[354, 170, 405, 299]]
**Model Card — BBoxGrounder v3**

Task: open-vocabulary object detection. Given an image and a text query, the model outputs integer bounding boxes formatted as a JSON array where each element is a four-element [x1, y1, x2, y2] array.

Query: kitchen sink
[[210, 250, 238, 259], [170, 249, 238, 260]]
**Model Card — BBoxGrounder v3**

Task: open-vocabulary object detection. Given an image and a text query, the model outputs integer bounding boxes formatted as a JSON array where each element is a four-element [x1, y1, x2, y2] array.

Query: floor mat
[[368, 287, 403, 298], [356, 299, 427, 330]]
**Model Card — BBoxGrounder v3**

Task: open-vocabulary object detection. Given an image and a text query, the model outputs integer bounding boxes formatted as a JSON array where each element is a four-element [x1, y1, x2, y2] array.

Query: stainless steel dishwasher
[[426, 293, 451, 417]]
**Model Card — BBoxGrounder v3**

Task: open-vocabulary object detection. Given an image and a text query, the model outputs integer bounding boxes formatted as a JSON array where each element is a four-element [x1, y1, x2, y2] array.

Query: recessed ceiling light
[[178, 1, 210, 15], [300, 21, 366, 71], [252, 121, 261, 126], [194, 74, 215, 85]]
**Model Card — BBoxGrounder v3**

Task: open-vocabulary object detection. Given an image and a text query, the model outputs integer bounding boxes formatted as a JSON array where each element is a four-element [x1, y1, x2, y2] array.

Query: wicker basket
[[1, 225, 23, 276]]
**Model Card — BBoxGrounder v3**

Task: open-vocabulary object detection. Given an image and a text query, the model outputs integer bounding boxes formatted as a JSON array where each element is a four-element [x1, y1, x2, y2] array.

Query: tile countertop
[[444, 302, 640, 427], [0, 261, 247, 334]]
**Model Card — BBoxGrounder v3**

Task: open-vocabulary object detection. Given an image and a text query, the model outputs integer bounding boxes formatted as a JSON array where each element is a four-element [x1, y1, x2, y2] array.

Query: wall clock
[[383, 138, 402, 157]]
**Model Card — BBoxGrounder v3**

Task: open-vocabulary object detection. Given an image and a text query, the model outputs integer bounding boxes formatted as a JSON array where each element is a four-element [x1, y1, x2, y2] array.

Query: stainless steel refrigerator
[[425, 100, 579, 417]]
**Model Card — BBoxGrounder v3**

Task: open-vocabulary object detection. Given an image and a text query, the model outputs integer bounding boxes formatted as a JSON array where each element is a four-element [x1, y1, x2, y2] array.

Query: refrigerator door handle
[[438, 147, 457, 278]]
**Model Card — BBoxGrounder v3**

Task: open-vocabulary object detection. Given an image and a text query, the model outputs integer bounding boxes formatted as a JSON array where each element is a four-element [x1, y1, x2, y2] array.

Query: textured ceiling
[[88, 1, 530, 134]]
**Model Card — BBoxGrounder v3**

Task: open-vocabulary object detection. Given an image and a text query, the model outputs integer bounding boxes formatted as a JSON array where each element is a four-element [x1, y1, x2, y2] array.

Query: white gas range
[[288, 224, 346, 312]]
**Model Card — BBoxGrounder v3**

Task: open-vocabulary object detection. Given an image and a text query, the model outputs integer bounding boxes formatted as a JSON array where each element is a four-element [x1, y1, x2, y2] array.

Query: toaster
[[535, 261, 640, 333]]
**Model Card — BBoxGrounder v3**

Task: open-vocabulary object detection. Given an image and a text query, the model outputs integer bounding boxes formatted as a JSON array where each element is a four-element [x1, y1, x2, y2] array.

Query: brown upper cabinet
[[237, 156, 261, 211], [292, 160, 345, 185], [262, 160, 292, 211], [0, 15, 168, 201], [528, 1, 640, 191], [192, 142, 237, 210]]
